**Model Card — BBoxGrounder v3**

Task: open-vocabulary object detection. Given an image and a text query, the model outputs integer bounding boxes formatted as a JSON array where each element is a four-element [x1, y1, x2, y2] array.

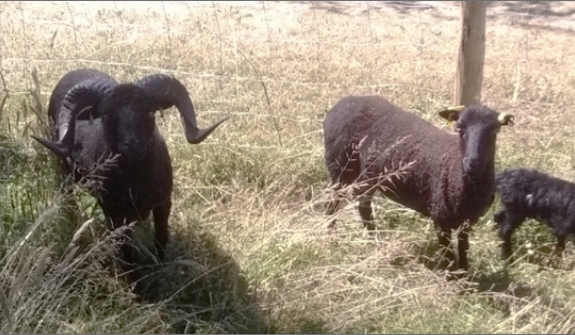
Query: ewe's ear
[[438, 105, 465, 121], [498, 113, 515, 126]]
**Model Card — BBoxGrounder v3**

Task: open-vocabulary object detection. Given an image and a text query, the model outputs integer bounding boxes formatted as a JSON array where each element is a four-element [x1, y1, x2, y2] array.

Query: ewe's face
[[454, 105, 502, 175], [100, 85, 157, 162]]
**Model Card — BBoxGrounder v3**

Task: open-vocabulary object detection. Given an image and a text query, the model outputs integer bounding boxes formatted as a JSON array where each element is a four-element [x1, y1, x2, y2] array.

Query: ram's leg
[[109, 216, 136, 265], [120, 229, 135, 264], [153, 200, 171, 261], [437, 226, 456, 271], [358, 191, 376, 230], [457, 221, 471, 271]]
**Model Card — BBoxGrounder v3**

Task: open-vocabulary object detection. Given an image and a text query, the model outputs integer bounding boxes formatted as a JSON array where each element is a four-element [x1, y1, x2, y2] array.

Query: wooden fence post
[[454, 1, 487, 105]]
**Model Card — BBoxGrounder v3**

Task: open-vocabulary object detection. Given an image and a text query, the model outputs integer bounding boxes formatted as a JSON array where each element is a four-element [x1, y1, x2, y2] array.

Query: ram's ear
[[438, 105, 465, 121]]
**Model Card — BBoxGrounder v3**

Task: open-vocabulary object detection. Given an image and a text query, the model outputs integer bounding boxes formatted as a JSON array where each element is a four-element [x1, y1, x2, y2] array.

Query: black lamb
[[323, 95, 514, 271], [32, 68, 226, 262], [494, 167, 575, 260]]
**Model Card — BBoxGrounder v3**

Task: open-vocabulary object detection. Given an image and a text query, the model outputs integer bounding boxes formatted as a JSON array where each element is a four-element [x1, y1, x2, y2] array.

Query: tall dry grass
[[2, 1, 575, 333]]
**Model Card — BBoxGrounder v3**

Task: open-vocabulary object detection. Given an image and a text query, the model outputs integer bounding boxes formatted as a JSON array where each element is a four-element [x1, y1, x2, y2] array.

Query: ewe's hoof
[[361, 229, 377, 240], [444, 268, 467, 281]]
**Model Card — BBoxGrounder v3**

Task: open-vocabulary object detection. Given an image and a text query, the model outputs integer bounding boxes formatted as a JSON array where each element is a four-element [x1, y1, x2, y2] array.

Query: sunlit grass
[[2, 1, 575, 333]]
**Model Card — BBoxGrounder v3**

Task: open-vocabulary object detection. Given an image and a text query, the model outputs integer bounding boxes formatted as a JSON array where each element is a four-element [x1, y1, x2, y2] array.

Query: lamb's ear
[[438, 105, 465, 121], [498, 113, 514, 126]]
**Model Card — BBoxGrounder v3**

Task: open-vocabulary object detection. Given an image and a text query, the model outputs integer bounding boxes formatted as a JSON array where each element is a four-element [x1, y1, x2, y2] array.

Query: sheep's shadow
[[471, 269, 532, 296], [413, 240, 538, 314], [370, 207, 467, 276], [409, 237, 470, 280], [488, 1, 575, 18], [466, 269, 535, 316], [118, 225, 270, 334], [378, 1, 435, 14]]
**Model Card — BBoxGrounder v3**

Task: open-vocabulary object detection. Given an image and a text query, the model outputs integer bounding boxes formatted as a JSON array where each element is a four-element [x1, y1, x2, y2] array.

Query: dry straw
[[2, 1, 575, 333]]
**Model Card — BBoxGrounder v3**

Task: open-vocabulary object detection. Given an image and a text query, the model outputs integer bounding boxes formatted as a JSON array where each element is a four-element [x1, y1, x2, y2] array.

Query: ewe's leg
[[358, 192, 375, 230], [326, 184, 344, 229], [437, 227, 456, 271], [153, 200, 171, 261], [457, 222, 471, 271], [326, 148, 362, 229]]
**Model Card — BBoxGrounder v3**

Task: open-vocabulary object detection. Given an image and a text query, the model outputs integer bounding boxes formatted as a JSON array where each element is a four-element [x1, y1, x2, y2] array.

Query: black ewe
[[323, 95, 513, 271], [33, 68, 226, 261], [494, 167, 575, 260]]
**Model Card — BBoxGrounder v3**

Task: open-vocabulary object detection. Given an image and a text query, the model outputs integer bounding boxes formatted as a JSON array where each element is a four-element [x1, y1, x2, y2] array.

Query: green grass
[[2, 1, 575, 333]]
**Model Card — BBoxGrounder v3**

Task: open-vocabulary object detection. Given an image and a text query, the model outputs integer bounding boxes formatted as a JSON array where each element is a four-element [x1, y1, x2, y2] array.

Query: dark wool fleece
[[324, 95, 497, 229], [496, 168, 575, 238]]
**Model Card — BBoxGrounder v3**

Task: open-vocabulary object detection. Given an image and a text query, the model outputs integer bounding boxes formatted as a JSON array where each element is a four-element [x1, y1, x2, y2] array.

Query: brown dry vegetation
[[2, 1, 575, 333]]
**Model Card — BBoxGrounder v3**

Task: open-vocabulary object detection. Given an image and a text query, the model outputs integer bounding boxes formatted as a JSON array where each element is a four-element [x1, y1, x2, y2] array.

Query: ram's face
[[100, 85, 157, 163]]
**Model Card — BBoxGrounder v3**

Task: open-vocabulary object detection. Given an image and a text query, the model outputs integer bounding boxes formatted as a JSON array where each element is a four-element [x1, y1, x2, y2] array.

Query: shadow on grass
[[412, 238, 462, 277], [488, 1, 575, 18], [468, 268, 535, 316], [471, 269, 532, 296], [120, 219, 338, 334], [275, 310, 330, 334], [119, 226, 271, 334], [413, 239, 537, 315], [380, 0, 575, 20]]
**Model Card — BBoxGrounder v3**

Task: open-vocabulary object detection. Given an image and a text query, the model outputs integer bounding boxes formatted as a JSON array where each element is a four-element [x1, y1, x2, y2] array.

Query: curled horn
[[135, 73, 227, 144], [498, 113, 515, 126], [32, 79, 115, 159], [31, 105, 92, 158]]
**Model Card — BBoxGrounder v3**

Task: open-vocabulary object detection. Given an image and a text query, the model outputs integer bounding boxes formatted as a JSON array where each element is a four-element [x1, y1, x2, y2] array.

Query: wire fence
[[3, 1, 574, 93], [2, 1, 575, 160]]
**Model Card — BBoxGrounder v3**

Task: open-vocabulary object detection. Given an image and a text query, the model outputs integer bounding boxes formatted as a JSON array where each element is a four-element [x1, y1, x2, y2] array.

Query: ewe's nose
[[462, 157, 480, 174]]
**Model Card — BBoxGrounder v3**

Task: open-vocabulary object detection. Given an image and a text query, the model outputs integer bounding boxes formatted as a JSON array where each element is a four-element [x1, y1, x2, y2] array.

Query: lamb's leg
[[457, 221, 471, 271], [437, 227, 456, 271], [358, 192, 375, 230], [493, 207, 506, 226], [494, 207, 524, 262], [153, 200, 171, 261], [555, 235, 566, 258]]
